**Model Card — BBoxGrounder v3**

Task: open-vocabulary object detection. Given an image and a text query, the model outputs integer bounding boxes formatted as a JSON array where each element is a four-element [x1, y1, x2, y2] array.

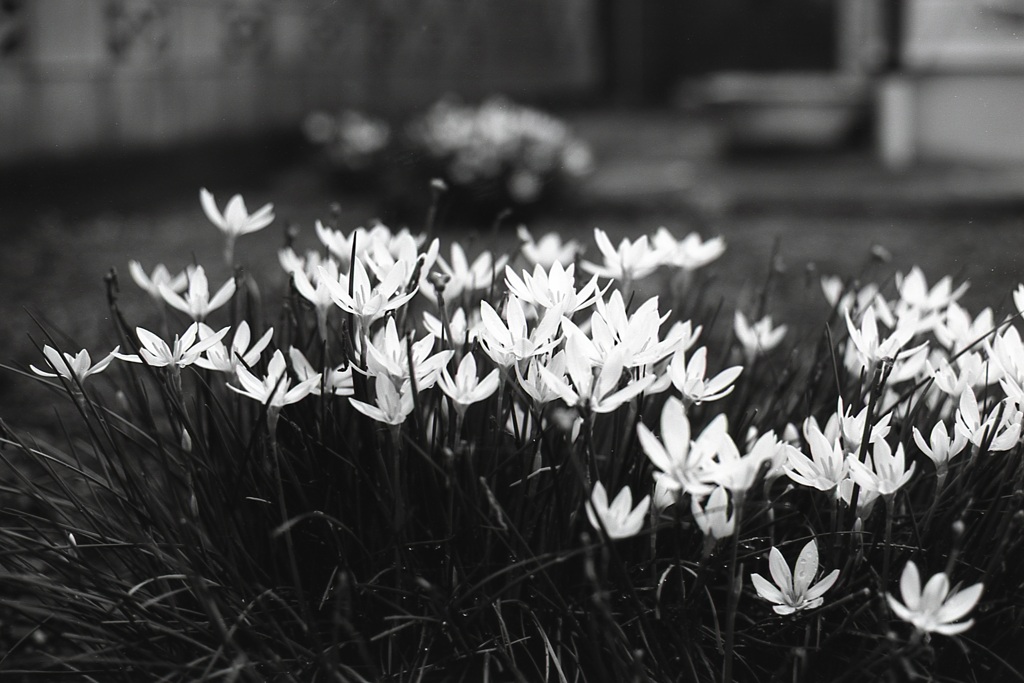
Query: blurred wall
[[878, 0, 1024, 165], [0, 0, 600, 164]]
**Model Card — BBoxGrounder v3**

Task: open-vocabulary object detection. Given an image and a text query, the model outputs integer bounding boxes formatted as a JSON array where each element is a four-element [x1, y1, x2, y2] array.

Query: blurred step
[[566, 110, 723, 162], [675, 71, 870, 150]]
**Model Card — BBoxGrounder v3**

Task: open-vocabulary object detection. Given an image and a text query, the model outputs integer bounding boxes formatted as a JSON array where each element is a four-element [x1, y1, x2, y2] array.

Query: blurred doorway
[[603, 0, 839, 104]]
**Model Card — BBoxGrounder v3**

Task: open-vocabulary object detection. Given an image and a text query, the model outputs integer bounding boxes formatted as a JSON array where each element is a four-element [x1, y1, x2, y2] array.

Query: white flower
[[292, 258, 340, 340], [478, 296, 562, 368], [279, 247, 324, 280], [636, 397, 718, 498], [195, 321, 273, 375], [229, 349, 320, 410], [887, 561, 983, 636], [349, 376, 415, 426], [652, 475, 680, 511], [703, 428, 777, 495], [934, 302, 994, 353], [31, 345, 120, 384], [913, 421, 968, 473], [822, 277, 885, 320], [322, 258, 417, 329], [784, 420, 848, 497], [836, 397, 891, 455], [200, 188, 275, 238], [955, 387, 1021, 452], [128, 261, 188, 300], [515, 352, 567, 406], [199, 188, 274, 264], [563, 291, 681, 370], [651, 227, 726, 270], [590, 290, 685, 367], [365, 229, 438, 284], [288, 347, 354, 396], [837, 476, 880, 519], [315, 221, 372, 266], [734, 311, 788, 360], [364, 317, 452, 390], [847, 438, 916, 498], [691, 485, 735, 541], [430, 244, 507, 302], [844, 307, 925, 371], [517, 226, 579, 268], [669, 346, 743, 405], [929, 352, 991, 399], [586, 481, 650, 540], [750, 539, 840, 615], [159, 266, 235, 321], [541, 337, 654, 414], [985, 325, 1024, 386], [895, 266, 968, 317], [116, 323, 228, 369], [504, 261, 601, 315], [437, 352, 500, 414], [423, 307, 480, 347], [581, 228, 661, 282]]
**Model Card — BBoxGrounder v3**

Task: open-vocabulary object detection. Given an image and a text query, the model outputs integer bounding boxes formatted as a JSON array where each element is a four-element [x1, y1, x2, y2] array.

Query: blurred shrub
[[305, 97, 593, 216]]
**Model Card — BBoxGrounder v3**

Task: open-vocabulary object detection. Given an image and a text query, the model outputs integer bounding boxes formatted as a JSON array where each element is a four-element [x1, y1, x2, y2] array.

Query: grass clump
[[1, 191, 1021, 682]]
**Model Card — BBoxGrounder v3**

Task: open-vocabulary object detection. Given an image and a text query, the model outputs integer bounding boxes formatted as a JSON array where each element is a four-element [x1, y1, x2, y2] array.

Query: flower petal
[[920, 572, 951, 612], [932, 619, 974, 636], [199, 188, 226, 230], [637, 423, 672, 474], [899, 561, 922, 611], [793, 539, 820, 596], [806, 569, 840, 601], [768, 547, 793, 595], [750, 572, 785, 605], [934, 583, 983, 625], [886, 593, 916, 624]]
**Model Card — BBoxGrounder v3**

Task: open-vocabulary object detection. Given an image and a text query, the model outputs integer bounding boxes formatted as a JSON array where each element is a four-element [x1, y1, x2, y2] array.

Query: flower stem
[[722, 491, 745, 683], [881, 493, 895, 628], [389, 424, 405, 535]]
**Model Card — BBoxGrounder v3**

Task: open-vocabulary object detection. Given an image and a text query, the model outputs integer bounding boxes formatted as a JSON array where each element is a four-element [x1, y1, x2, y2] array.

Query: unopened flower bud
[[429, 272, 450, 291]]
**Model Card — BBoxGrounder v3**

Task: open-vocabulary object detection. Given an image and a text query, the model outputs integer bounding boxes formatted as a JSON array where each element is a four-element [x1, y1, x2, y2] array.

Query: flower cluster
[[303, 109, 391, 172], [302, 97, 593, 208], [15, 188, 1017, 681], [408, 96, 593, 205]]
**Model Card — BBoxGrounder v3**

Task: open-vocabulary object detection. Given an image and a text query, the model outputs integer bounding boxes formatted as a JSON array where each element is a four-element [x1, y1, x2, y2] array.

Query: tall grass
[[0, 192, 1021, 682]]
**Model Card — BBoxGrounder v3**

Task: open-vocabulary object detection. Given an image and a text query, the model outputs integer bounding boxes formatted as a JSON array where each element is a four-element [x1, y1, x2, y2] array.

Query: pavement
[[568, 110, 1024, 216]]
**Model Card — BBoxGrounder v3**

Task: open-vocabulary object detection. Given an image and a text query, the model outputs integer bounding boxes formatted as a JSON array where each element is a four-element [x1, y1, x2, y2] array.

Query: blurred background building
[[0, 0, 600, 164], [1, 0, 1023, 166]]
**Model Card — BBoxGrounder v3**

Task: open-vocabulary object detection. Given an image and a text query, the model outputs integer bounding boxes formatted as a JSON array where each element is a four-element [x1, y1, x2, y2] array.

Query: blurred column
[[877, 77, 915, 168]]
